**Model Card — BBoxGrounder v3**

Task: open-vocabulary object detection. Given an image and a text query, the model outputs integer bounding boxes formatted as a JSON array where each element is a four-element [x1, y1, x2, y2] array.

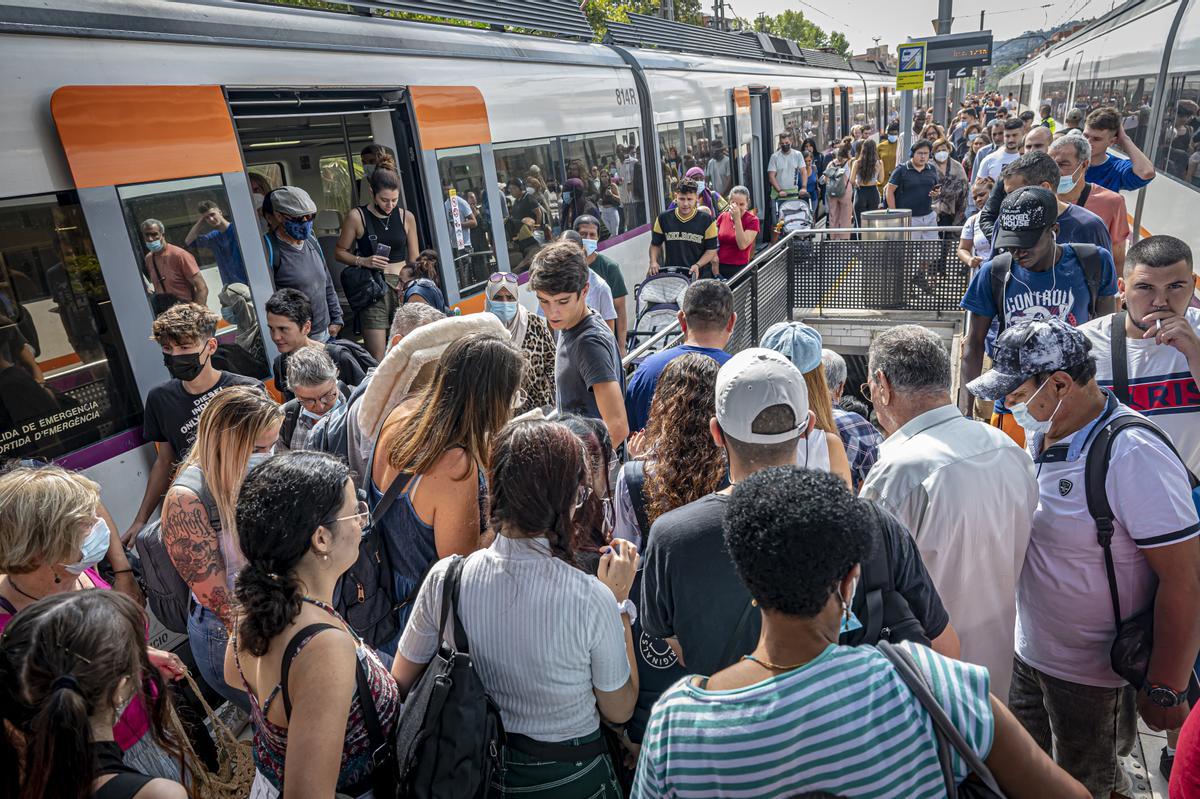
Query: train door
[[1068, 48, 1087, 119], [747, 86, 775, 232]]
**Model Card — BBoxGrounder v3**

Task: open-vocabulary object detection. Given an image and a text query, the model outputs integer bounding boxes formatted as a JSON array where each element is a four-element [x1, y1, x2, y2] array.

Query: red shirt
[[716, 210, 760, 266], [1171, 705, 1200, 798]]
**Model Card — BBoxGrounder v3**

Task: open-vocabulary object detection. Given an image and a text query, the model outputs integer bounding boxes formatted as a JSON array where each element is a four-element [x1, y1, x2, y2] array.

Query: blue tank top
[[367, 443, 486, 629]]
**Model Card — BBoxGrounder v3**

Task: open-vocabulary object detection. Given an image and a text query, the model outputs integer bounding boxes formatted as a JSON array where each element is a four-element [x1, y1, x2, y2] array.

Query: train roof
[[1014, 0, 1178, 67], [0, 0, 882, 82]]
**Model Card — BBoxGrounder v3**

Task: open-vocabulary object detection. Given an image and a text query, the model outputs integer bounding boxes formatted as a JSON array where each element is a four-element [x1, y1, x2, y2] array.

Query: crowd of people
[[6, 87, 1200, 799]]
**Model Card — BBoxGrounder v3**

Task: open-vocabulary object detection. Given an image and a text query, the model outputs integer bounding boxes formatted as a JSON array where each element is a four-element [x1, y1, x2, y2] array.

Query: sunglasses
[[489, 272, 519, 286]]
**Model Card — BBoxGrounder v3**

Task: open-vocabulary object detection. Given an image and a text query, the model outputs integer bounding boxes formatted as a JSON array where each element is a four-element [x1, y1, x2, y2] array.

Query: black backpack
[[391, 555, 504, 799], [326, 338, 379, 377], [334, 471, 405, 652], [842, 503, 930, 647], [135, 466, 216, 634], [989, 243, 1104, 335]]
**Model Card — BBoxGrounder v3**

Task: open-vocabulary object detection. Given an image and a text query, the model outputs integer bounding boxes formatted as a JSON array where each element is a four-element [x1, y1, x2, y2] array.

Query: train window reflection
[[562, 128, 645, 233], [493, 138, 560, 254], [0, 193, 143, 460], [1156, 74, 1200, 185], [116, 177, 268, 379], [436, 147, 495, 287]]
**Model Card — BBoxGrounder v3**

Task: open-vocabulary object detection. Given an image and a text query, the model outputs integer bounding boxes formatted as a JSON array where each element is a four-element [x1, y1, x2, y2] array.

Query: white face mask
[[1010, 379, 1062, 436], [934, 151, 950, 163], [65, 518, 111, 575]]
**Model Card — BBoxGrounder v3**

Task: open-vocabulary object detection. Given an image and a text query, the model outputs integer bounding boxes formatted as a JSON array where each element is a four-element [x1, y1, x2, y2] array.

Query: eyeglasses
[[296, 386, 339, 411], [575, 484, 593, 510], [328, 500, 371, 531], [860, 371, 881, 402], [489, 272, 519, 286], [510, 388, 528, 410], [284, 213, 316, 223]]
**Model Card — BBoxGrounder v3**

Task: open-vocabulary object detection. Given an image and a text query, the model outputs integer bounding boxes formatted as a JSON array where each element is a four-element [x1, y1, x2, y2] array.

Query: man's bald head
[[1023, 126, 1053, 153]]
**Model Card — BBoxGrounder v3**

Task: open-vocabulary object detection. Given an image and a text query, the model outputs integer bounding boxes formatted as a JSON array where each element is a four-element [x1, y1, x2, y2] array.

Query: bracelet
[[112, 568, 133, 575]]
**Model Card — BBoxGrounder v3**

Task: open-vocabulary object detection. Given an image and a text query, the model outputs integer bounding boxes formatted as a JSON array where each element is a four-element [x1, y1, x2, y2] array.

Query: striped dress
[[631, 642, 993, 798]]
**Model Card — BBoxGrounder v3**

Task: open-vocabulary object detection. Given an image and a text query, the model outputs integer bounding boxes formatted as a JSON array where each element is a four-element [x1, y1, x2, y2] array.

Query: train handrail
[[621, 225, 966, 369]]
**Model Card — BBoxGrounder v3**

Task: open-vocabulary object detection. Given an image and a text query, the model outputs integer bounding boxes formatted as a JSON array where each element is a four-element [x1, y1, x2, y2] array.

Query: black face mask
[[781, 143, 792, 152], [163, 344, 211, 382]]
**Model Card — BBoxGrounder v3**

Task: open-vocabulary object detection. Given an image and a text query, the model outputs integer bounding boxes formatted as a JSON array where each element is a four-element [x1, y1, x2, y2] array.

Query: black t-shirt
[[888, 161, 940, 217], [650, 208, 718, 270], [640, 492, 949, 679], [143, 372, 263, 460], [272, 342, 368, 401], [555, 310, 622, 419]]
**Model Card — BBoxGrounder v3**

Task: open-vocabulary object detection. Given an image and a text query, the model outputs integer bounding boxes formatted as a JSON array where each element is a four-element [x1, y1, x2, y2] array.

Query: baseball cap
[[992, 186, 1057, 250], [759, 321, 824, 374], [270, 186, 317, 217], [715, 348, 810, 445], [966, 318, 1090, 401]]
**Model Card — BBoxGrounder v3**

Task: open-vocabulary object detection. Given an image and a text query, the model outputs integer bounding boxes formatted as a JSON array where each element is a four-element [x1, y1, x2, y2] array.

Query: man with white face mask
[[967, 317, 1200, 798]]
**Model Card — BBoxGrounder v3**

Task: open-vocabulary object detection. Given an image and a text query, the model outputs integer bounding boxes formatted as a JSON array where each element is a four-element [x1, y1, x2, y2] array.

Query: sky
[[729, 0, 1114, 53]]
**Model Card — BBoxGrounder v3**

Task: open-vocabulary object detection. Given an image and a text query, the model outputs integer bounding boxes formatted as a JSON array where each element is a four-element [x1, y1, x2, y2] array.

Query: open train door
[[742, 86, 778, 234]]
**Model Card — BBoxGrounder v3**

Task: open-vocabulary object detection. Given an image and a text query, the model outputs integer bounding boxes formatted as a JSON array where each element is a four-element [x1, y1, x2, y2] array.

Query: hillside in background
[[985, 19, 1091, 88]]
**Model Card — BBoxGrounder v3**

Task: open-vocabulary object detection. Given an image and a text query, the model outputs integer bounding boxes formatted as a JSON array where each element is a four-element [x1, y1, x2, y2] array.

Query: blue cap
[[404, 278, 448, 314], [759, 321, 824, 374]]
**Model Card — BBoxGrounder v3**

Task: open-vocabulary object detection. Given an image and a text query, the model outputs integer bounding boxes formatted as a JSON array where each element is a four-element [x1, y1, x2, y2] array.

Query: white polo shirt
[[1018, 397, 1200, 688], [1079, 308, 1200, 473], [975, 148, 1020, 183]]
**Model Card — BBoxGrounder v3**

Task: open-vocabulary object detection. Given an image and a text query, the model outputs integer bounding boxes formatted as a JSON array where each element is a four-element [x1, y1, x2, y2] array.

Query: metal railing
[[620, 226, 969, 373]]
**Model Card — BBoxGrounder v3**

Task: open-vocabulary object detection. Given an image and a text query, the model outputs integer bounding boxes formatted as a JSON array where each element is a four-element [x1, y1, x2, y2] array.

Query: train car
[[999, 0, 1200, 274], [0, 0, 896, 522]]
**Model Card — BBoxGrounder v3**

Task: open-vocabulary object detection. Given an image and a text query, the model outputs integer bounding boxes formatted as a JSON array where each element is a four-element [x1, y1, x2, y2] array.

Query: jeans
[[1009, 656, 1136, 799], [187, 602, 250, 712]]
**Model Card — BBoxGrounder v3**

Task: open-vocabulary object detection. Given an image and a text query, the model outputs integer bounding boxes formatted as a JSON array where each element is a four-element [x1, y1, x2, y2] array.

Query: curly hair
[[643, 354, 725, 524]]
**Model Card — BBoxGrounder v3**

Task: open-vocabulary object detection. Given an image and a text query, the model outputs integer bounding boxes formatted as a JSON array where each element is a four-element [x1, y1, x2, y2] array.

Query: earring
[[53, 572, 61, 584], [841, 595, 851, 626]]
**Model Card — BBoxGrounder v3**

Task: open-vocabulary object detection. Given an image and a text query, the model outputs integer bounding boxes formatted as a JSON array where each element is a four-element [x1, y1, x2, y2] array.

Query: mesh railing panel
[[789, 236, 969, 313]]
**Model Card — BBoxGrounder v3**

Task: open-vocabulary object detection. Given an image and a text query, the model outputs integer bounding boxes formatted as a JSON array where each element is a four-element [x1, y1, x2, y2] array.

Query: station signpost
[[896, 42, 927, 158]]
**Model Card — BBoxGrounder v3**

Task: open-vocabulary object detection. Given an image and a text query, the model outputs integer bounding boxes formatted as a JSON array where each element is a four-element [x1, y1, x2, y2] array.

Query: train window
[[562, 128, 645, 233], [115, 177, 269, 379], [493, 138, 561, 258], [1019, 80, 1032, 111], [319, 155, 361, 217], [658, 122, 683, 205], [0, 193, 143, 461], [436, 147, 496, 287], [1156, 73, 1200, 185], [1040, 81, 1071, 123]]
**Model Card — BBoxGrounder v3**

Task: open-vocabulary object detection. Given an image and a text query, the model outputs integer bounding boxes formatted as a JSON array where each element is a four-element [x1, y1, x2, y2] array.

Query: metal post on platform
[[899, 90, 914, 163], [750, 265, 760, 344], [933, 0, 953, 127]]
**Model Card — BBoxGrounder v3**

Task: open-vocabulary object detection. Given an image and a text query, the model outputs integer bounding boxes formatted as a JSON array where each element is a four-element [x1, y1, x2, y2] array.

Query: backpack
[[334, 467, 404, 651], [135, 466, 216, 634], [989, 243, 1104, 336], [308, 376, 372, 463], [1083, 410, 1200, 686], [326, 338, 379, 377], [264, 230, 323, 275], [824, 161, 850, 198], [622, 460, 651, 541], [842, 503, 931, 647], [391, 556, 504, 799]]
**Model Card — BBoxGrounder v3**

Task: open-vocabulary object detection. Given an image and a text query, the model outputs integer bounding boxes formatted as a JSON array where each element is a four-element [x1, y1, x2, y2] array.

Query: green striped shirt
[[631, 642, 993, 798]]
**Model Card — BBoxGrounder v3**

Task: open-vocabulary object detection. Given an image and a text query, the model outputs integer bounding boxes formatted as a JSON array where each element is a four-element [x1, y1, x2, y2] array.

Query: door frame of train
[[49, 85, 279, 404], [748, 87, 774, 232]]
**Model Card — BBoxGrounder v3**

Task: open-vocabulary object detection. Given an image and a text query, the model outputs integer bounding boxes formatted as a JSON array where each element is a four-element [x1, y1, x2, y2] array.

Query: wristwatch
[[1143, 682, 1188, 708], [617, 599, 638, 626]]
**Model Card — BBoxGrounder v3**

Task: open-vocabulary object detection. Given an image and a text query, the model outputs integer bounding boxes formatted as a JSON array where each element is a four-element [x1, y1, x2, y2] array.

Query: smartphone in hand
[[375, 243, 392, 259]]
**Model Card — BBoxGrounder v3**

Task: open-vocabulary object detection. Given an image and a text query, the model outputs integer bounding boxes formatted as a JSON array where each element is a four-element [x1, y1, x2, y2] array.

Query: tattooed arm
[[161, 485, 233, 629]]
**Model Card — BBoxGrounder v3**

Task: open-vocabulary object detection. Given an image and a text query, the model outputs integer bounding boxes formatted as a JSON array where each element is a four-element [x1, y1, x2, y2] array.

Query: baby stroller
[[627, 267, 692, 363], [775, 198, 813, 240]]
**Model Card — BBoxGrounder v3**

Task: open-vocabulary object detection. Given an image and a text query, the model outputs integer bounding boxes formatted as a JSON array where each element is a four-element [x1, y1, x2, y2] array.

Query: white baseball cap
[[715, 348, 810, 445]]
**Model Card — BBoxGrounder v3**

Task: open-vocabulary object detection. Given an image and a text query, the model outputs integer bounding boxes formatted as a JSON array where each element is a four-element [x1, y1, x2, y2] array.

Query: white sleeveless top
[[797, 428, 831, 473]]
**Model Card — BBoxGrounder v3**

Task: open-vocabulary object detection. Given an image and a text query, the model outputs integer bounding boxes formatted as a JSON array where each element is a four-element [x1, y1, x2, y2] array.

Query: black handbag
[[340, 264, 388, 314], [878, 641, 1005, 798]]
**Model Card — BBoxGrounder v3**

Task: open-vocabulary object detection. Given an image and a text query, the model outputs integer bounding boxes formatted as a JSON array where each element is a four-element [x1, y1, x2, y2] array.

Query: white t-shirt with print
[[1017, 403, 1200, 688], [1079, 308, 1200, 473], [959, 212, 993, 264]]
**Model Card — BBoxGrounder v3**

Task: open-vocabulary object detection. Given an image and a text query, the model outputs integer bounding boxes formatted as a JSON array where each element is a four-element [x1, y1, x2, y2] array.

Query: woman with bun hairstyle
[[225, 451, 399, 797], [0, 590, 190, 799], [336, 151, 422, 360]]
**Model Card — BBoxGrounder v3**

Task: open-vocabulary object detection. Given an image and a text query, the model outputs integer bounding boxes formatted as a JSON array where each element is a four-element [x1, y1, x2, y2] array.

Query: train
[[0, 0, 898, 522], [998, 0, 1200, 263]]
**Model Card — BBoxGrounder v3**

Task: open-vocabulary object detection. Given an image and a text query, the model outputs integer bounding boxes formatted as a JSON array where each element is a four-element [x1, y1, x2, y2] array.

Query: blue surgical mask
[[486, 299, 518, 323], [65, 518, 111, 575], [300, 392, 344, 423], [283, 218, 313, 241], [888, 135, 898, 143], [696, 181, 706, 193], [561, 191, 572, 205], [840, 578, 862, 634], [1058, 165, 1081, 195], [583, 238, 598, 256], [1009, 379, 1061, 436], [145, 239, 164, 253]]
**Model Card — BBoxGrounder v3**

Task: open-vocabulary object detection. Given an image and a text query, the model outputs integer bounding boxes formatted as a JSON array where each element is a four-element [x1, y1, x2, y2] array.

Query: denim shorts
[[187, 602, 250, 712], [1009, 656, 1136, 799]]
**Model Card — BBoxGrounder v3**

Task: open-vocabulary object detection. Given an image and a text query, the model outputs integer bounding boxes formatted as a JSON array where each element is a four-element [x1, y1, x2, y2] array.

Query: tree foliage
[[752, 9, 851, 56]]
